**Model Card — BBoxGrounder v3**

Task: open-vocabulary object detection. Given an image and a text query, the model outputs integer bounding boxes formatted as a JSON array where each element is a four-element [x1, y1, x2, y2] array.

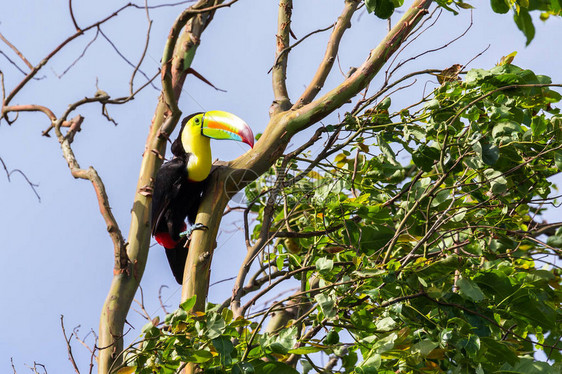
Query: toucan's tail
[[165, 239, 188, 284]]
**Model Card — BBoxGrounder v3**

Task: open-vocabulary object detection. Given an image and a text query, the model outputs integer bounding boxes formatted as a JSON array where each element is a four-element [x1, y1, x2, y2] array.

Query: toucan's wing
[[151, 158, 188, 236]]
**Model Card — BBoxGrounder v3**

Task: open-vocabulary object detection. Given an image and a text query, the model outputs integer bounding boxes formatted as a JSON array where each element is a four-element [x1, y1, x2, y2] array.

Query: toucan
[[151, 111, 254, 284]]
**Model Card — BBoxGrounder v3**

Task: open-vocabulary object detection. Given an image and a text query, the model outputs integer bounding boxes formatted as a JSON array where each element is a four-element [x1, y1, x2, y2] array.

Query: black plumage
[[151, 114, 206, 284], [151, 155, 206, 284]]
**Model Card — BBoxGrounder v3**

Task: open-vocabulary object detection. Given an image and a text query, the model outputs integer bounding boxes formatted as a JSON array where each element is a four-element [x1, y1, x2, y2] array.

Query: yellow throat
[[181, 124, 212, 182]]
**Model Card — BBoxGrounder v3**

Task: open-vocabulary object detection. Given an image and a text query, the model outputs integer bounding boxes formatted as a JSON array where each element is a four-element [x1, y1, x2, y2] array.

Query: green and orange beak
[[200, 110, 254, 148]]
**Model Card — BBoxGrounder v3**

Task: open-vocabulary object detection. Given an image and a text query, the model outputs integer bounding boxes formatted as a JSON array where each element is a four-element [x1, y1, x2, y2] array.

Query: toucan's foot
[[179, 223, 209, 239]]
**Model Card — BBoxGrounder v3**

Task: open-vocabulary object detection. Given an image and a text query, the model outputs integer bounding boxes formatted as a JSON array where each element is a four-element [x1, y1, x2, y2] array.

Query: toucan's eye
[[194, 118, 200, 123]]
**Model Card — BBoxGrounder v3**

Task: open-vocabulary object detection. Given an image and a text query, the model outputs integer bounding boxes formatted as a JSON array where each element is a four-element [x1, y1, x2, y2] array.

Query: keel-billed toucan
[[151, 111, 254, 284]]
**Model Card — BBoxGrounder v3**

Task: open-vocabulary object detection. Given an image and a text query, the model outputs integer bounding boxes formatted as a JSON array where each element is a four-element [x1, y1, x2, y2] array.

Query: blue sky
[[1, 1, 561, 372]]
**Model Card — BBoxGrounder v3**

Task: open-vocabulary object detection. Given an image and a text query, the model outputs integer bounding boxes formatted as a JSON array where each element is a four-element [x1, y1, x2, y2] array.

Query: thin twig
[[68, 0, 81, 31], [0, 31, 33, 69], [0, 155, 41, 201], [158, 285, 170, 315], [130, 0, 153, 94], [99, 28, 158, 91], [268, 24, 334, 74], [54, 28, 100, 79], [60, 315, 81, 374]]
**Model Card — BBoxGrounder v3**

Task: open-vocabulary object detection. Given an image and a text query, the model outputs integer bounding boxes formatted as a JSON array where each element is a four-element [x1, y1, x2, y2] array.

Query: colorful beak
[[201, 110, 254, 148]]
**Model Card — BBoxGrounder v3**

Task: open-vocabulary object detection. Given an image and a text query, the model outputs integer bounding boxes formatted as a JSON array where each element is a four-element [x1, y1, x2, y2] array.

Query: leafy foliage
[[120, 62, 562, 373], [364, 0, 562, 43], [429, 0, 561, 45]]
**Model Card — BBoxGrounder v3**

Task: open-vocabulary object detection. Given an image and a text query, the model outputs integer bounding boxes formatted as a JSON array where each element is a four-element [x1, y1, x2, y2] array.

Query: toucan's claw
[[179, 223, 209, 239]]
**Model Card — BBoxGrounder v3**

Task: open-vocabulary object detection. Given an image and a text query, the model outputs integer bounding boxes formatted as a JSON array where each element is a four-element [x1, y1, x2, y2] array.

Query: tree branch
[[60, 315, 81, 374], [0, 31, 34, 70], [54, 115, 127, 273], [294, 0, 359, 108], [271, 0, 293, 115]]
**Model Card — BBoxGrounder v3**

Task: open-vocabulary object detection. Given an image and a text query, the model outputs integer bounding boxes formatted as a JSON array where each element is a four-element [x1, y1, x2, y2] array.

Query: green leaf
[[457, 277, 486, 302], [554, 150, 562, 170], [492, 121, 522, 139], [232, 362, 255, 374], [484, 169, 508, 195], [463, 334, 481, 357], [481, 338, 518, 366], [206, 313, 226, 339], [365, 0, 396, 18], [288, 346, 323, 354], [500, 357, 558, 373], [180, 296, 197, 312], [375, 0, 395, 19], [188, 349, 213, 363], [531, 116, 548, 137], [315, 292, 337, 319], [316, 257, 334, 273], [514, 8, 535, 45], [212, 336, 234, 356], [491, 0, 510, 13], [412, 144, 441, 171], [375, 316, 397, 331], [546, 230, 562, 247], [481, 143, 500, 165], [412, 339, 438, 357]]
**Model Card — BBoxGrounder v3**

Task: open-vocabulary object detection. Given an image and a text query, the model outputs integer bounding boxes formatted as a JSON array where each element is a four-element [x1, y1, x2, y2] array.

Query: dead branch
[[0, 31, 33, 69], [68, 0, 81, 31], [99, 28, 158, 91], [54, 29, 100, 79], [133, 285, 152, 320], [130, 0, 153, 94], [158, 285, 170, 314], [0, 51, 34, 77], [0, 155, 41, 201], [54, 114, 127, 273], [60, 315, 81, 374], [2, 104, 56, 122], [3, 3, 138, 108]]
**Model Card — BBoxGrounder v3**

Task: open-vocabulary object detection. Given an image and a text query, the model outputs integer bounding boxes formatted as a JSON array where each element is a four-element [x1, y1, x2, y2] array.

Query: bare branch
[[54, 29, 100, 79], [0, 51, 32, 78], [99, 28, 158, 91], [3, 3, 140, 108], [0, 31, 34, 69], [295, 0, 359, 108], [0, 155, 41, 201], [60, 315, 81, 374], [54, 114, 127, 273], [2, 104, 56, 122], [130, 0, 153, 94], [68, 0, 81, 31], [268, 23, 334, 74], [158, 285, 170, 314]]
